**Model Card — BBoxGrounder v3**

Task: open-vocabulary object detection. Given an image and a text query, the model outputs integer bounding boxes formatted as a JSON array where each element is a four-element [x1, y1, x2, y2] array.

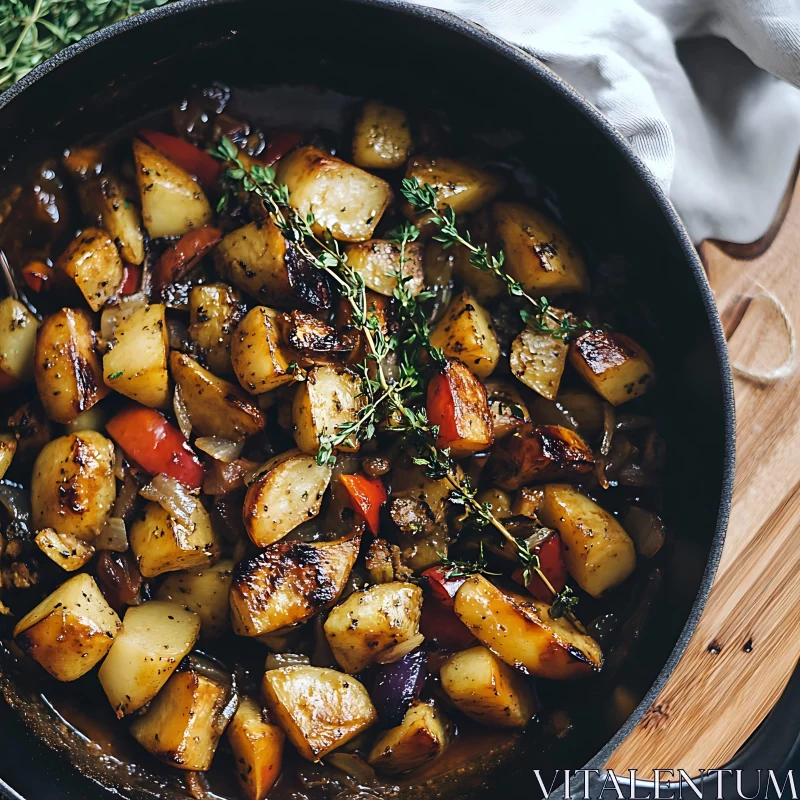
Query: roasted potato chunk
[[352, 102, 412, 169], [103, 303, 169, 408], [35, 528, 95, 572], [263, 665, 377, 761], [292, 365, 363, 455], [133, 139, 212, 238], [276, 146, 393, 242], [324, 582, 423, 673], [429, 290, 499, 379], [56, 228, 124, 311], [344, 239, 424, 297], [98, 601, 200, 717], [243, 449, 332, 547], [427, 358, 493, 456], [230, 536, 360, 636], [510, 319, 570, 401], [537, 484, 636, 597], [450, 209, 505, 301], [0, 297, 38, 385], [188, 283, 246, 374], [35, 307, 108, 424], [492, 202, 588, 295], [156, 559, 234, 639], [13, 573, 120, 681], [569, 329, 655, 405], [31, 431, 115, 541], [231, 305, 296, 394], [484, 379, 530, 440], [368, 701, 451, 774], [487, 425, 595, 490], [227, 697, 285, 800], [282, 310, 355, 366], [453, 575, 602, 680], [0, 432, 16, 479], [439, 646, 536, 729], [130, 499, 220, 578], [170, 352, 265, 440], [130, 667, 233, 771]]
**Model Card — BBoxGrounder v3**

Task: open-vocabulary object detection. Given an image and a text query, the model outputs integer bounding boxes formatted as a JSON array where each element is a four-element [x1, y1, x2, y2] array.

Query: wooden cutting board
[[606, 160, 800, 779]]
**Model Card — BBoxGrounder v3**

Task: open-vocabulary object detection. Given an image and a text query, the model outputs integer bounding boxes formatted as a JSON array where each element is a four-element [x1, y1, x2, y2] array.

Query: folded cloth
[[404, 0, 800, 244]]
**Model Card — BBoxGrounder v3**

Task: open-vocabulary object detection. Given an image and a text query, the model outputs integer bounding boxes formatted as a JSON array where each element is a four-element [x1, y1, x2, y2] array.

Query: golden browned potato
[[344, 239, 424, 297], [0, 432, 16, 479], [537, 484, 637, 597], [439, 646, 537, 729], [243, 449, 332, 547], [487, 425, 595, 490], [276, 146, 393, 242], [510, 320, 570, 401], [133, 139, 212, 238], [231, 305, 296, 394], [492, 202, 588, 295], [31, 431, 115, 541], [230, 536, 360, 637], [98, 601, 200, 717], [56, 228, 124, 311], [170, 352, 265, 440], [188, 283, 246, 374], [156, 559, 234, 639], [13, 573, 120, 681], [352, 102, 412, 169], [429, 290, 499, 379], [35, 528, 95, 571], [450, 210, 506, 302], [569, 329, 655, 405], [103, 303, 169, 408], [453, 575, 602, 680], [0, 297, 38, 385], [35, 308, 108, 424], [129, 499, 219, 578], [292, 365, 363, 455], [262, 665, 377, 761], [227, 696, 285, 800], [324, 582, 423, 674], [368, 701, 451, 774], [484, 379, 530, 440], [130, 667, 233, 771]]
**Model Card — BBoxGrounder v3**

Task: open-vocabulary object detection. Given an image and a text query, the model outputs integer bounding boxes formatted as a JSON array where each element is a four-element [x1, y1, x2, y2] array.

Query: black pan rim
[[0, 0, 736, 791]]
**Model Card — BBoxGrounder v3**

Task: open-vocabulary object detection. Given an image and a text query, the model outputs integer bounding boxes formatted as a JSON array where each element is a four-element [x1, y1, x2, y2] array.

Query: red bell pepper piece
[[262, 130, 304, 165], [339, 473, 387, 535], [419, 567, 475, 650], [511, 532, 568, 602], [422, 566, 467, 604], [152, 226, 222, 292], [119, 263, 141, 295], [138, 129, 221, 187], [106, 406, 204, 490], [21, 261, 53, 293]]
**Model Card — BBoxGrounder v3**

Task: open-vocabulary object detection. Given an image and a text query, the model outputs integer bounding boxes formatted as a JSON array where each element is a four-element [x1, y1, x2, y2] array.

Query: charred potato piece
[[439, 645, 536, 729], [352, 102, 412, 169], [35, 307, 108, 424], [429, 290, 499, 379], [31, 431, 115, 541], [57, 228, 124, 311], [103, 303, 169, 408], [453, 575, 602, 680], [324, 582, 423, 674], [262, 665, 377, 761], [569, 330, 655, 405], [368, 701, 451, 774], [484, 379, 530, 440], [0, 297, 38, 385], [276, 146, 393, 242], [537, 484, 636, 597], [130, 667, 233, 771], [0, 432, 16, 479], [510, 319, 570, 401], [35, 528, 95, 572], [492, 202, 588, 295], [133, 139, 212, 238], [230, 536, 360, 636], [334, 291, 395, 366], [243, 449, 332, 547], [8, 400, 50, 462], [170, 352, 265, 440], [188, 283, 246, 374], [282, 310, 355, 365], [156, 559, 234, 639], [487, 425, 595, 490], [231, 305, 296, 394], [99, 601, 200, 717], [227, 696, 285, 800], [344, 239, 424, 297], [130, 499, 219, 578], [13, 573, 120, 681]]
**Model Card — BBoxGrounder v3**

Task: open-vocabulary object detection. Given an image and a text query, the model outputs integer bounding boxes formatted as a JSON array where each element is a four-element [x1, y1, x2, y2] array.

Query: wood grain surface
[[606, 163, 800, 778]]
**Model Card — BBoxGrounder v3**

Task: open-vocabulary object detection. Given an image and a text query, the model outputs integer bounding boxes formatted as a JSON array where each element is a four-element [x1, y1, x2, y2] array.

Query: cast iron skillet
[[0, 0, 735, 797]]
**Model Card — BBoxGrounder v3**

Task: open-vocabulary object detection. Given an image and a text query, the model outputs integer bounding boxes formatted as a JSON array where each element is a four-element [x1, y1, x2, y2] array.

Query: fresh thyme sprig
[[439, 543, 500, 580]]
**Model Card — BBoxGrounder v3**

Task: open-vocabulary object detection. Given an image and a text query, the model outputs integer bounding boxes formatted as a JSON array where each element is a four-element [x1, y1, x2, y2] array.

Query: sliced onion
[[600, 402, 615, 457], [173, 385, 192, 440], [325, 753, 378, 784], [375, 632, 425, 665], [195, 436, 244, 463], [96, 517, 128, 552], [140, 473, 199, 525], [112, 472, 139, 522], [113, 445, 126, 481], [624, 506, 665, 558], [100, 292, 148, 342], [265, 653, 310, 671]]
